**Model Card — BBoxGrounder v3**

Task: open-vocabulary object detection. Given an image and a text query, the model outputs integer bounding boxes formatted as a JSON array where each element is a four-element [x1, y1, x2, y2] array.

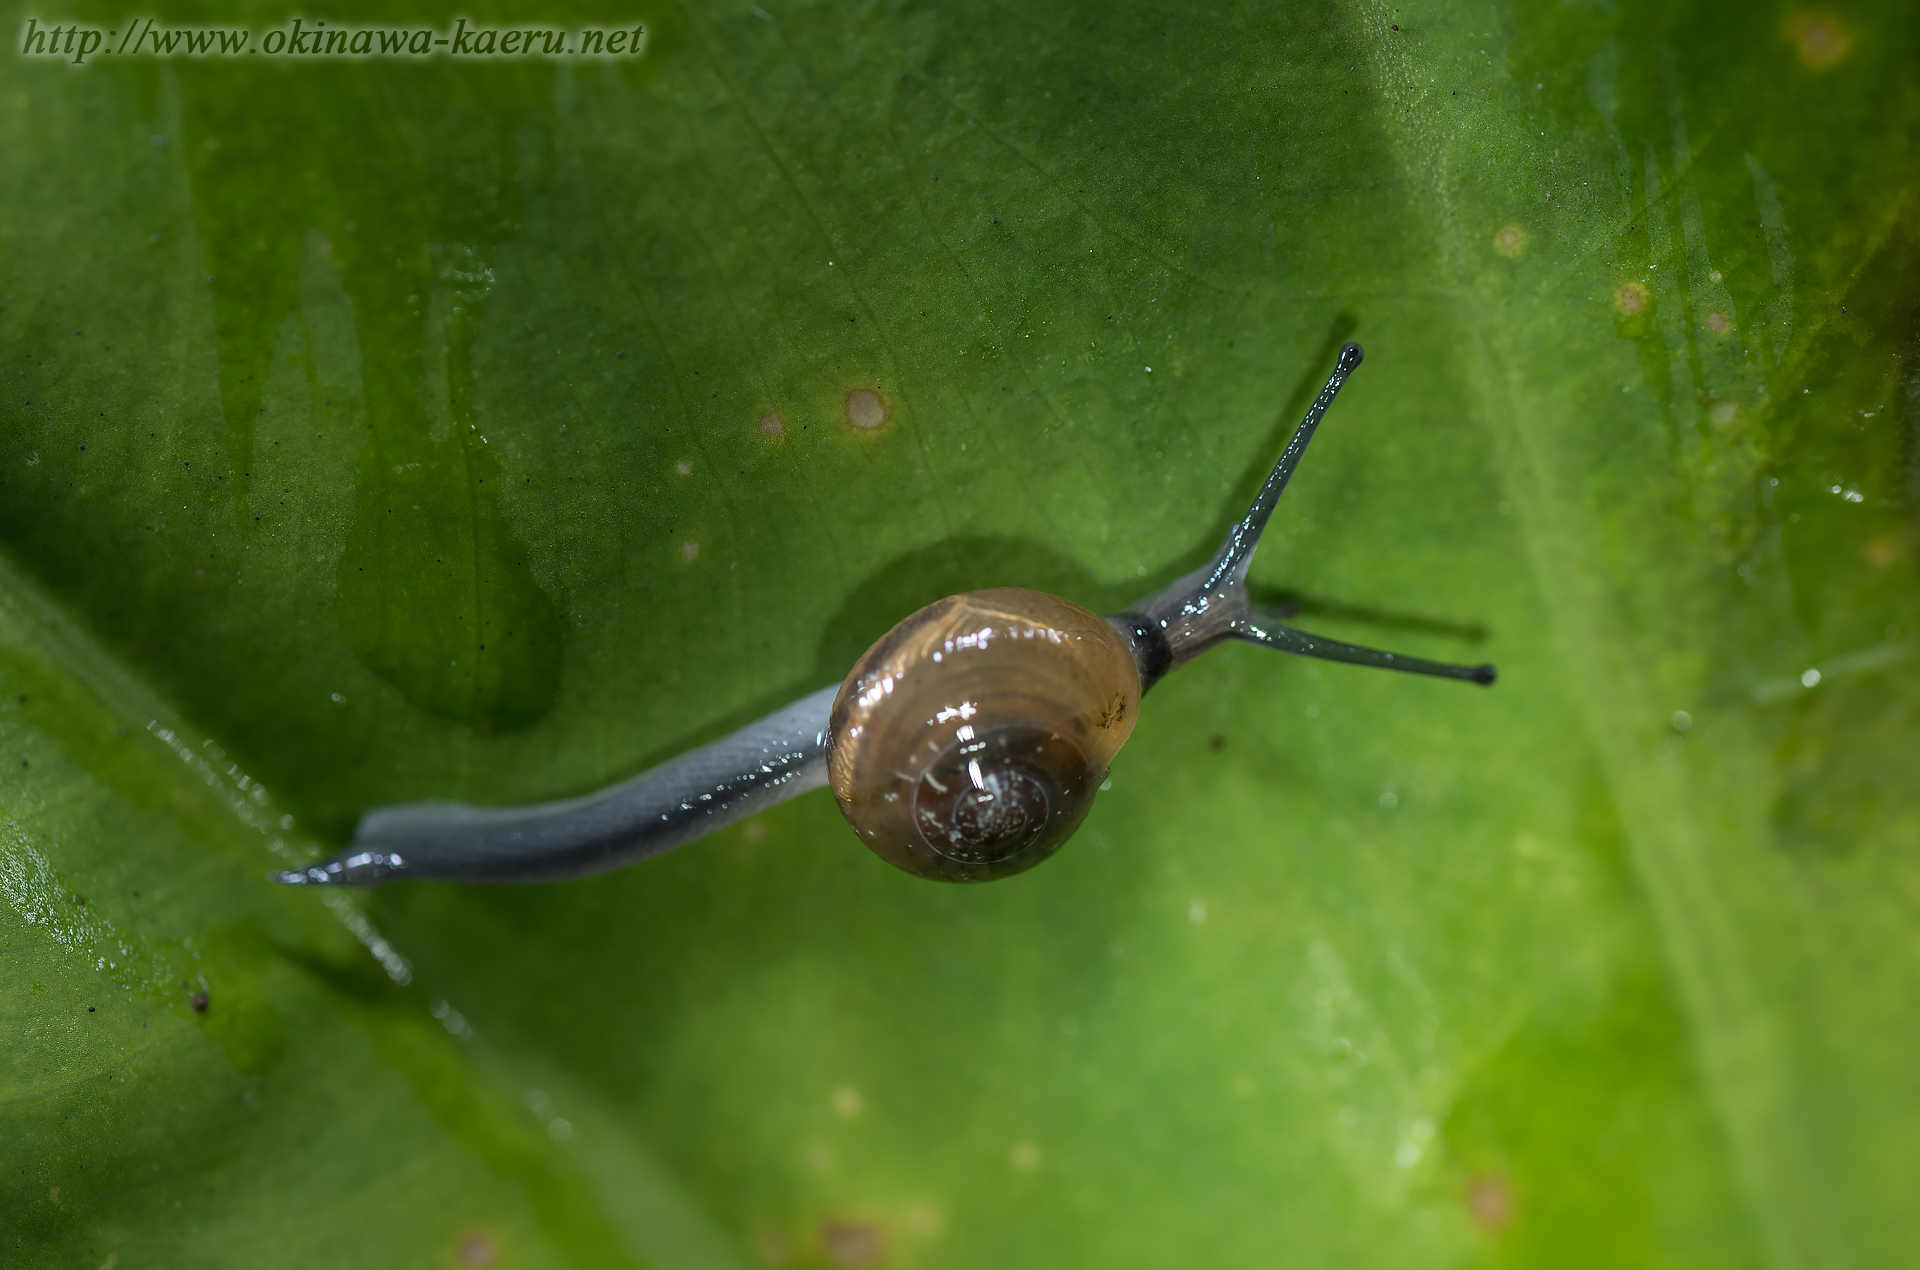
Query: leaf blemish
[[1464, 1173, 1515, 1231], [1492, 225, 1526, 258], [818, 1218, 885, 1268], [1614, 281, 1651, 317], [1783, 11, 1851, 68], [845, 389, 887, 431], [454, 1228, 499, 1266], [759, 412, 786, 438]]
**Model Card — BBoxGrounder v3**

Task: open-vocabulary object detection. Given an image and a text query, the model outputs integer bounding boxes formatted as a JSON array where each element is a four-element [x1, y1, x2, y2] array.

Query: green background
[[3, 0, 1917, 1266]]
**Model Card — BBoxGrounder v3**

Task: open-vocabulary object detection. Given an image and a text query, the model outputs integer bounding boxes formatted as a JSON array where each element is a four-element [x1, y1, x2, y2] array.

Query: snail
[[277, 343, 1492, 888]]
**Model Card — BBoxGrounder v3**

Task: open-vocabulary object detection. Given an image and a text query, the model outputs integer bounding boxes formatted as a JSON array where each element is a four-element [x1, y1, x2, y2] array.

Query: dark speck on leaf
[[191, 993, 209, 1011]]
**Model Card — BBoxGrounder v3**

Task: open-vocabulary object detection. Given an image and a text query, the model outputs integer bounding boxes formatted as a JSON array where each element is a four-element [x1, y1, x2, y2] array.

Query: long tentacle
[[1200, 341, 1364, 591], [1109, 341, 1494, 690], [1235, 610, 1495, 685]]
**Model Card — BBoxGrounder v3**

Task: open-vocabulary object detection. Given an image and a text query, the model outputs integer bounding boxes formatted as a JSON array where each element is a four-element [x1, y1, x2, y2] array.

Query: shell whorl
[[826, 588, 1140, 882]]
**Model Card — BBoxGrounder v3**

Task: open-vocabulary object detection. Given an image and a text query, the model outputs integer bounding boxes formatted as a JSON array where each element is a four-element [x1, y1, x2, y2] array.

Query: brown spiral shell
[[826, 588, 1140, 882]]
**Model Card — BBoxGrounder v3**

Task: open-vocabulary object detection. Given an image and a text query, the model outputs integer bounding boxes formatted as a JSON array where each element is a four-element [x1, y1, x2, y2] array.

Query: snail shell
[[826, 588, 1140, 882]]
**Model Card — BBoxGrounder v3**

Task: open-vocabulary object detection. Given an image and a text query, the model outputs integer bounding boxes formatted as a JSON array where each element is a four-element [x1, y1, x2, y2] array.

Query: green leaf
[[4, 1, 1917, 1267]]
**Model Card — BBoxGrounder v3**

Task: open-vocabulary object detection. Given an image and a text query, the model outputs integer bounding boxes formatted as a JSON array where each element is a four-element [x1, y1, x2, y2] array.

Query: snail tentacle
[[1109, 341, 1493, 690], [274, 684, 838, 886], [1234, 611, 1496, 686], [1202, 341, 1365, 595]]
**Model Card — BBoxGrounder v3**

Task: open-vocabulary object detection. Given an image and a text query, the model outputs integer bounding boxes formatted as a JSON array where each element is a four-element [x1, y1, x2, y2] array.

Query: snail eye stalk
[[1234, 614, 1497, 685], [1111, 342, 1496, 690], [1206, 341, 1365, 594]]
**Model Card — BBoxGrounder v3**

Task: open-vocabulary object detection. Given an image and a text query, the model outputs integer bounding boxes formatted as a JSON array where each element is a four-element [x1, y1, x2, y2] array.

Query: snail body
[[828, 588, 1139, 881], [279, 344, 1495, 890]]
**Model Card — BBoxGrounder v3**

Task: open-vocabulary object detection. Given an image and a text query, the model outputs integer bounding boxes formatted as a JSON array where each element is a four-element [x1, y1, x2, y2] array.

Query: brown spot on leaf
[[759, 412, 786, 438], [455, 1230, 499, 1267], [1464, 1173, 1515, 1232], [1864, 535, 1901, 568], [1705, 311, 1731, 334], [1492, 225, 1527, 258], [1784, 11, 1851, 68], [845, 389, 887, 431], [1614, 281, 1651, 317], [819, 1218, 886, 1268]]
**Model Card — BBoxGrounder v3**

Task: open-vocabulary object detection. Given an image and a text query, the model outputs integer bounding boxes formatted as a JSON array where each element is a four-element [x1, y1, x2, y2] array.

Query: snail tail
[[273, 684, 839, 886]]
